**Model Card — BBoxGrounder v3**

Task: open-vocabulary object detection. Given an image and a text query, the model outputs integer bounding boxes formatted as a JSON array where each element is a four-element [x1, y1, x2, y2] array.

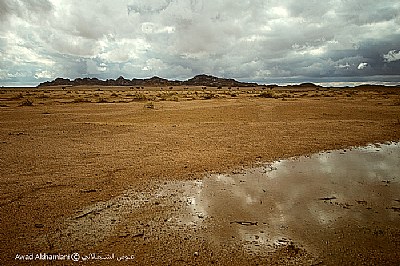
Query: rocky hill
[[37, 74, 259, 87]]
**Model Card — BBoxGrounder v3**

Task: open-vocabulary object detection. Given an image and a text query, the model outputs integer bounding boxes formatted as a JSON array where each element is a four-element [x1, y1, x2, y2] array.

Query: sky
[[0, 0, 400, 86]]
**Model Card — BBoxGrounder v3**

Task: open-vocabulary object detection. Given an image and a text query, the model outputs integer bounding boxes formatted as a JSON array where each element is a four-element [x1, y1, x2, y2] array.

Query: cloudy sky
[[1, 0, 400, 86]]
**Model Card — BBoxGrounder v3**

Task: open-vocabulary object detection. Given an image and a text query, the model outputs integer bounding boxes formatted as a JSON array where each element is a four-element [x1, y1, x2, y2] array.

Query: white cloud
[[98, 38, 151, 63], [383, 50, 400, 62], [357, 62, 368, 70], [336, 63, 350, 69], [34, 70, 54, 79]]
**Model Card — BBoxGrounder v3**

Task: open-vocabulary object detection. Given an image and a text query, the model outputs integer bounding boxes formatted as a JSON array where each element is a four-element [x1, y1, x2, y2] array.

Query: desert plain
[[0, 85, 400, 265]]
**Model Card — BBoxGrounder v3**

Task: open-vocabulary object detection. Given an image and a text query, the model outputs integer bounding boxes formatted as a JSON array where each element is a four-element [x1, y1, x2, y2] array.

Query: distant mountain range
[[38, 74, 260, 87]]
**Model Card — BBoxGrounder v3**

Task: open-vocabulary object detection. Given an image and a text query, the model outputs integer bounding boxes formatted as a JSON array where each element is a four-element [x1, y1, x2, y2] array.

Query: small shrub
[[144, 101, 155, 109], [12, 93, 24, 100], [97, 97, 108, 103], [258, 91, 275, 98], [20, 99, 33, 106], [132, 93, 147, 101], [73, 98, 91, 103], [203, 93, 214, 100]]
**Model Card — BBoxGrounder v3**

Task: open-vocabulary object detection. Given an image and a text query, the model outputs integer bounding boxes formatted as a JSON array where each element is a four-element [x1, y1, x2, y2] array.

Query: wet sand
[[0, 87, 400, 265]]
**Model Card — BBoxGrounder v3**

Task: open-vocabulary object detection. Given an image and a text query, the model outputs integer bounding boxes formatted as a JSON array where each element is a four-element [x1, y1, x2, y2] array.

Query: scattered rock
[[132, 232, 144, 238], [389, 207, 400, 212], [318, 196, 337, 201], [80, 189, 98, 193], [9, 132, 26, 136], [231, 221, 258, 226]]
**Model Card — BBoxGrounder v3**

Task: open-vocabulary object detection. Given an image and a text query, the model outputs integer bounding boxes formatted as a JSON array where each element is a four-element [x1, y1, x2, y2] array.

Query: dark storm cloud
[[0, 0, 399, 86]]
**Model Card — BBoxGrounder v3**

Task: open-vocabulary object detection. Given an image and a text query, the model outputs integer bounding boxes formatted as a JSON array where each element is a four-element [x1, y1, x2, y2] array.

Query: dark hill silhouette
[[38, 74, 259, 87]]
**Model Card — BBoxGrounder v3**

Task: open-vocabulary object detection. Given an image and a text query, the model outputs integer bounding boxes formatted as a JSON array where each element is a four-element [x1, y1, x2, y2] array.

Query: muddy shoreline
[[1, 87, 400, 265]]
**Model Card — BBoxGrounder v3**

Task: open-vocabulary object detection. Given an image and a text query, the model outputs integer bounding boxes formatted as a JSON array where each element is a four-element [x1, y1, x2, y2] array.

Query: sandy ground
[[0, 86, 399, 265]]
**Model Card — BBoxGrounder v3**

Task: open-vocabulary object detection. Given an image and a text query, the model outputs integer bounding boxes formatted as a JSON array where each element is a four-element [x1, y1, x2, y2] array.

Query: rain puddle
[[41, 142, 400, 261], [178, 141, 400, 256]]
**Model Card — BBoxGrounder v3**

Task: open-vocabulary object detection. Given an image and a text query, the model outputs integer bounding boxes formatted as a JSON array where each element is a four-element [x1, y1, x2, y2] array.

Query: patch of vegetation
[[73, 98, 91, 103], [144, 101, 155, 109], [36, 94, 50, 99], [280, 93, 291, 98], [11, 93, 24, 100], [97, 97, 108, 103], [258, 91, 275, 98], [157, 92, 180, 101], [203, 93, 215, 99], [20, 99, 33, 106], [132, 93, 147, 101]]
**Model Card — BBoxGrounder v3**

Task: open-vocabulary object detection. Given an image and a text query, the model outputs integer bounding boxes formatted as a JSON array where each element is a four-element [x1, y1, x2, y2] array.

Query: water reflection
[[184, 142, 400, 254]]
